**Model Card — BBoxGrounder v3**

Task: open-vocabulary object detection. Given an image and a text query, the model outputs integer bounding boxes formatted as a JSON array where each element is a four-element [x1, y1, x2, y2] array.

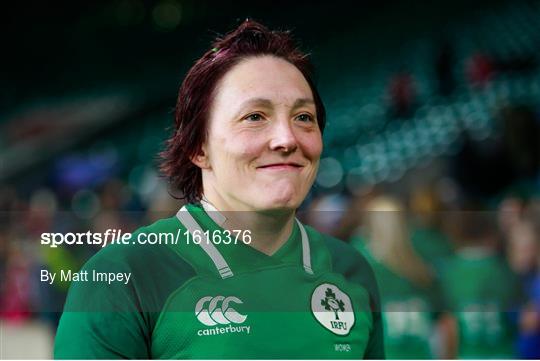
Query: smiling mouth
[[257, 163, 304, 170]]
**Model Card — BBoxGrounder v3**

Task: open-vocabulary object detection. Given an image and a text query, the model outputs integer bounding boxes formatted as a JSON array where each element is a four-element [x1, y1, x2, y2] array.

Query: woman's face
[[196, 55, 323, 212]]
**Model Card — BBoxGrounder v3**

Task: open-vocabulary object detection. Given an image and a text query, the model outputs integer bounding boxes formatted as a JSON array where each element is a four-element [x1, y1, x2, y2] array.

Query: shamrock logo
[[321, 287, 345, 320]]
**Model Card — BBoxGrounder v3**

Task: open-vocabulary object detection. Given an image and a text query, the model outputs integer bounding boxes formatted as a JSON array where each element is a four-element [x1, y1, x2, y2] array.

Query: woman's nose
[[268, 119, 298, 153]]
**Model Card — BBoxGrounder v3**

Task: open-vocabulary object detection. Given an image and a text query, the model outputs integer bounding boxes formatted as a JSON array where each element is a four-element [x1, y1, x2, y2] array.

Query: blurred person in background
[[439, 208, 521, 359], [497, 195, 526, 242], [1, 188, 37, 323], [466, 52, 495, 88], [499, 104, 540, 185], [387, 67, 417, 119], [333, 185, 381, 243], [409, 187, 454, 272], [453, 103, 539, 202], [435, 38, 456, 97], [514, 202, 540, 359], [351, 195, 450, 359], [507, 218, 538, 283], [26, 188, 72, 328], [1, 242, 33, 322]]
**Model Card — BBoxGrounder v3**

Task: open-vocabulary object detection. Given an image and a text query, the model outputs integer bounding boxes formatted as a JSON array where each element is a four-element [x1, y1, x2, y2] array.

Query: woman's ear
[[191, 145, 211, 169]]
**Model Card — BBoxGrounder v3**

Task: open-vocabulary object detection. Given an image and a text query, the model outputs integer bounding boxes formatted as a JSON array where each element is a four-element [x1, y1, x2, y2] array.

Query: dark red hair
[[160, 19, 326, 203]]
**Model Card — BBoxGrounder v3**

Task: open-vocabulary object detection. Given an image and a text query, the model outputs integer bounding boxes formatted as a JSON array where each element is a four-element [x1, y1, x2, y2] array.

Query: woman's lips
[[257, 163, 304, 171]]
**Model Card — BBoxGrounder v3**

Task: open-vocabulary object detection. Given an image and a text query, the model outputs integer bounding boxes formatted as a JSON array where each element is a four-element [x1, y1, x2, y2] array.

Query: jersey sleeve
[[352, 251, 385, 359], [326, 236, 385, 359], [54, 244, 150, 359]]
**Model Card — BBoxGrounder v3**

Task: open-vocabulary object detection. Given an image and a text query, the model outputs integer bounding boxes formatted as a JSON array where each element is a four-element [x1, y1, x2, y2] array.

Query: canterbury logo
[[195, 296, 248, 326]]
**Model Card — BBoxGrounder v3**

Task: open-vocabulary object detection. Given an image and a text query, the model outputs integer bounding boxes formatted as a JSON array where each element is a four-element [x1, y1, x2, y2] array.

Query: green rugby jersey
[[355, 243, 440, 359], [410, 226, 453, 271], [439, 249, 519, 359], [54, 203, 384, 359]]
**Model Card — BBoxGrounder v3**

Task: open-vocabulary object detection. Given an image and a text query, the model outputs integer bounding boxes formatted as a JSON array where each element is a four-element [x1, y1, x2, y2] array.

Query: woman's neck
[[200, 195, 295, 255]]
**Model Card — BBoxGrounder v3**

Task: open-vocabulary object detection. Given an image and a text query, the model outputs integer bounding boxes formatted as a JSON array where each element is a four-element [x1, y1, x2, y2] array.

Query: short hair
[[160, 19, 326, 204]]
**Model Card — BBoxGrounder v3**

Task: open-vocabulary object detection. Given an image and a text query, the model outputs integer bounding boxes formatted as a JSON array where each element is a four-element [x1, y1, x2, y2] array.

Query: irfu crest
[[311, 283, 355, 336], [321, 288, 345, 320]]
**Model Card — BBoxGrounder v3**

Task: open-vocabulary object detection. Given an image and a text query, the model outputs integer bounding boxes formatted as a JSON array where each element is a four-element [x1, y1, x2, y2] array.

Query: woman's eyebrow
[[234, 97, 315, 118], [238, 98, 273, 110], [233, 98, 273, 118], [292, 98, 315, 109]]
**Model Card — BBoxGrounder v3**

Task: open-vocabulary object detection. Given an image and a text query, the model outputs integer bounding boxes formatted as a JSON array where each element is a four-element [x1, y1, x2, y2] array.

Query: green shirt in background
[[353, 241, 442, 359], [410, 226, 454, 271], [439, 249, 520, 359]]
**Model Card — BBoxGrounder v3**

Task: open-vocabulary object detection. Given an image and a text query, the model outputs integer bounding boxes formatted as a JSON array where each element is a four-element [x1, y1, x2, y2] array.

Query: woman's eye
[[296, 113, 314, 122], [245, 113, 263, 121]]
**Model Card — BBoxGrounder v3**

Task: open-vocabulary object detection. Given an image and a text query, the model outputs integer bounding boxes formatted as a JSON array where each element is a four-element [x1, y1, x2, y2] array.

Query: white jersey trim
[[296, 219, 313, 274], [200, 197, 227, 226], [177, 206, 233, 279]]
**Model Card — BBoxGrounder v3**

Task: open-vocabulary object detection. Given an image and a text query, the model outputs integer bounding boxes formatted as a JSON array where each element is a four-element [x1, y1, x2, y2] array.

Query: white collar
[[176, 203, 313, 278], [200, 197, 227, 226]]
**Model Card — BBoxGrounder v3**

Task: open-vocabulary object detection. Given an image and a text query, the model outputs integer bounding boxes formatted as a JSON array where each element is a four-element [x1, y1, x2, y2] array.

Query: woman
[[54, 20, 383, 359], [351, 195, 449, 359], [439, 207, 520, 359]]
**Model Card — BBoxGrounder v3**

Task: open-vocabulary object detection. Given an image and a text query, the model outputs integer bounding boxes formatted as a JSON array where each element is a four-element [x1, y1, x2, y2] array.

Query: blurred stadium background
[[1, 0, 540, 358]]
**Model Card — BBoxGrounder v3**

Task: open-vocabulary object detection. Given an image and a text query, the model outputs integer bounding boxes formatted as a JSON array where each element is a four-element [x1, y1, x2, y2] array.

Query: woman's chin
[[257, 192, 301, 211], [244, 182, 307, 211]]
